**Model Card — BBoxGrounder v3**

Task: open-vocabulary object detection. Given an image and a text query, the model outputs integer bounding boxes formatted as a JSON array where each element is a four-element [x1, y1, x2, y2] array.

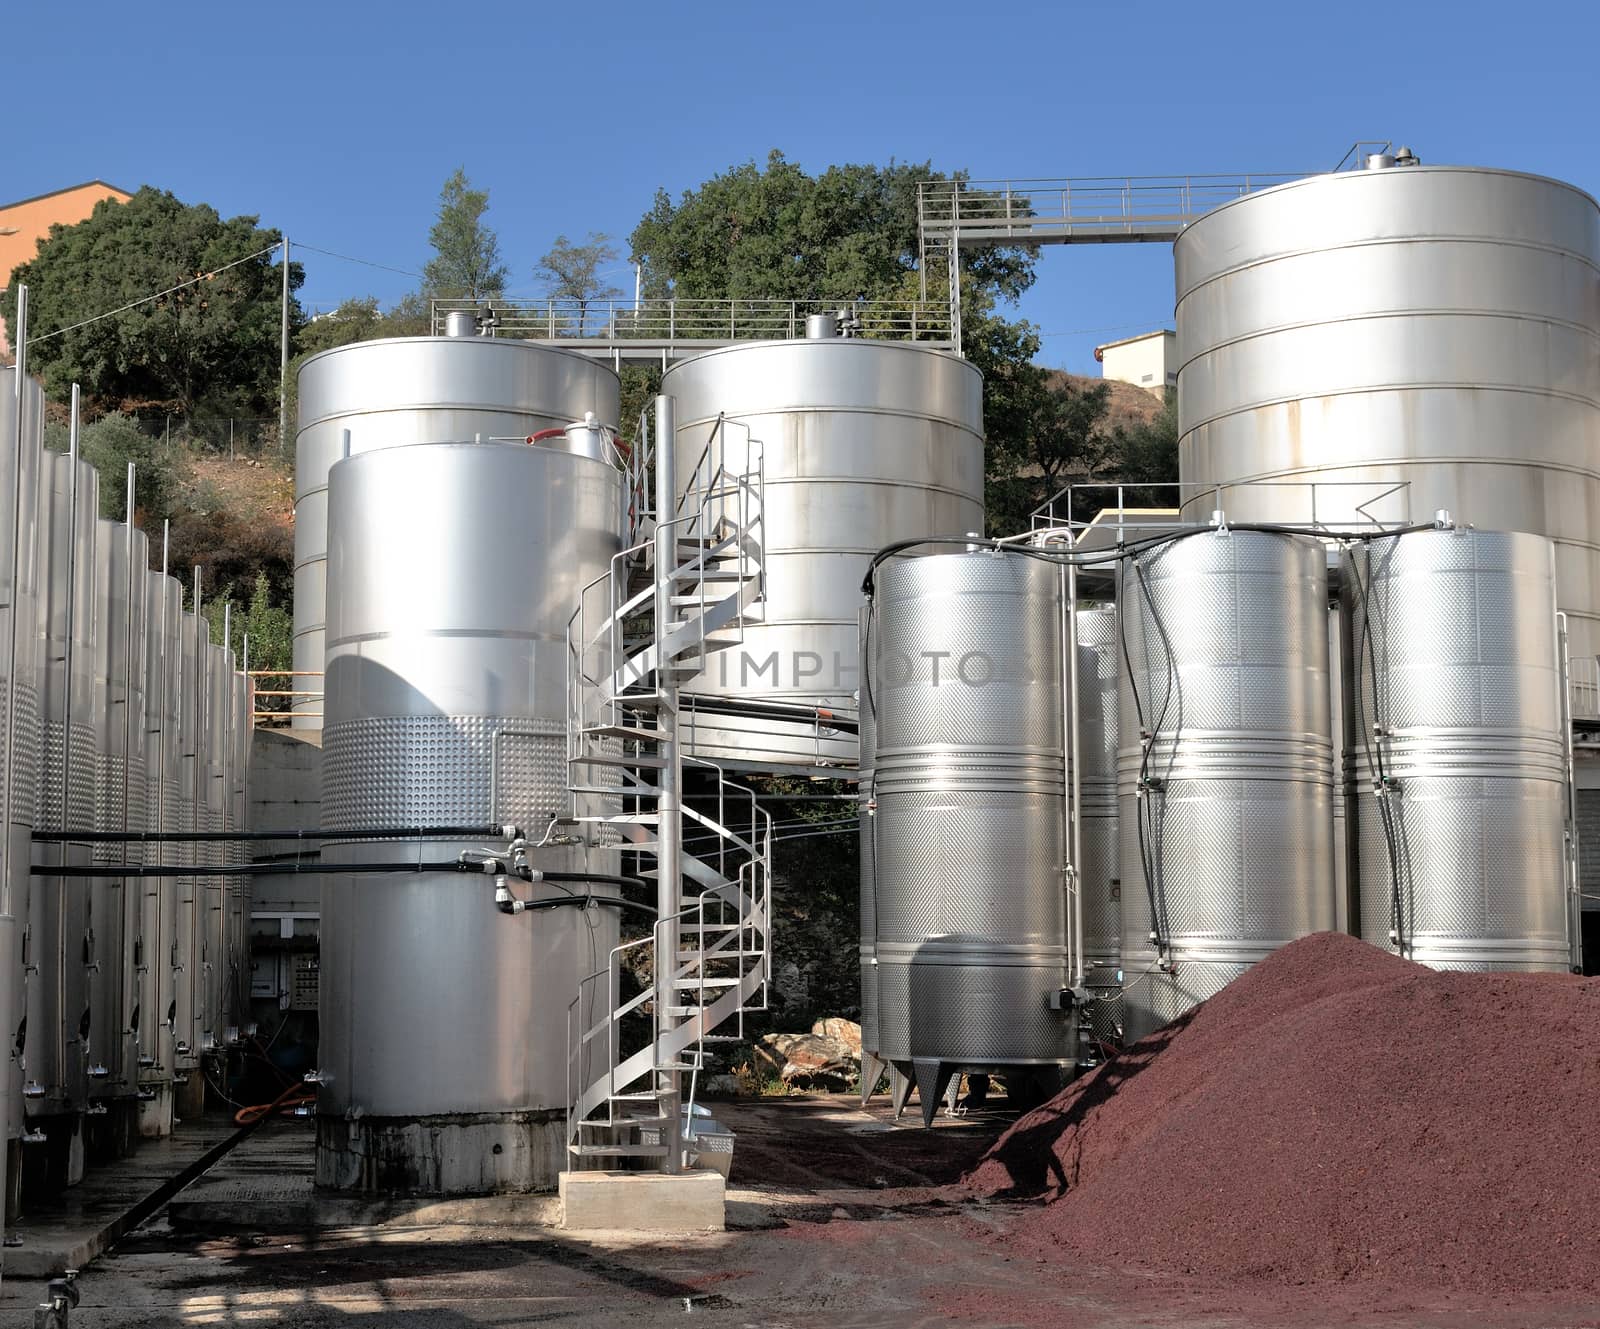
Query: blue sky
[[7, 0, 1599, 374]]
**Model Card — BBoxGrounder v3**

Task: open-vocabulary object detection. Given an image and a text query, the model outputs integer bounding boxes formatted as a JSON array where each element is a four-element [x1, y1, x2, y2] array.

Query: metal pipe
[[652, 392, 682, 1173], [122, 464, 137, 1073], [0, 283, 27, 917], [1558, 610, 1583, 973], [33, 823, 517, 844]]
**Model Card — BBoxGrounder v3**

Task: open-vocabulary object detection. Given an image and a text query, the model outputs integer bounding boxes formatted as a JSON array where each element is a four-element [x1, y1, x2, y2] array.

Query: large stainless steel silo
[[1174, 157, 1600, 658], [138, 572, 183, 1137], [1074, 605, 1122, 1045], [292, 336, 620, 728], [88, 518, 149, 1152], [171, 608, 203, 1114], [227, 668, 250, 1036], [864, 550, 1073, 1120], [1, 370, 44, 1207], [317, 439, 624, 1194], [1117, 528, 1335, 1042], [28, 455, 99, 1158], [663, 334, 985, 769], [1344, 527, 1570, 971], [200, 642, 233, 1055]]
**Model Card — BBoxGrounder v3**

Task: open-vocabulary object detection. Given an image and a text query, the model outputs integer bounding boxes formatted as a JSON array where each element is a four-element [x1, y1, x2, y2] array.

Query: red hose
[[234, 1079, 317, 1126]]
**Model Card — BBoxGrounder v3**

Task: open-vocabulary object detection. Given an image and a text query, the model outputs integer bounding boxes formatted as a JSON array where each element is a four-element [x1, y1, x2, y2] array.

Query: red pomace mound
[[965, 932, 1600, 1292]]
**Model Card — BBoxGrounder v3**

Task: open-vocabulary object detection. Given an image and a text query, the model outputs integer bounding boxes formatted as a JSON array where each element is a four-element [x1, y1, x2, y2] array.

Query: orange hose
[[234, 1079, 317, 1126]]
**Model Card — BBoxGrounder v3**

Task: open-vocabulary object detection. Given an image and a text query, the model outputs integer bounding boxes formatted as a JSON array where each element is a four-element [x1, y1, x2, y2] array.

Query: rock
[[811, 1018, 862, 1056], [757, 1031, 861, 1091]]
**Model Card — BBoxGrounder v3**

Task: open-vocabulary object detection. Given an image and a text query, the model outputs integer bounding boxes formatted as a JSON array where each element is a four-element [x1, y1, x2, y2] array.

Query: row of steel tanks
[[0, 367, 251, 1222]]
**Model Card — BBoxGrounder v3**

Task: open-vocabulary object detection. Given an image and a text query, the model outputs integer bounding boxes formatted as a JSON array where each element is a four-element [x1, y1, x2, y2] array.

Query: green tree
[[203, 572, 291, 672], [42, 411, 188, 522], [535, 232, 623, 335], [1105, 387, 1179, 507], [295, 297, 388, 357], [1, 187, 302, 415], [985, 376, 1116, 534], [422, 168, 508, 303]]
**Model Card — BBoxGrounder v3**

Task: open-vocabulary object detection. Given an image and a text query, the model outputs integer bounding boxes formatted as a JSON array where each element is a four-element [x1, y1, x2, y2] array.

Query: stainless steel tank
[[864, 550, 1073, 1118], [200, 642, 232, 1055], [28, 454, 98, 1129], [1117, 529, 1335, 1042], [1174, 159, 1600, 659], [317, 440, 624, 1195], [857, 607, 878, 1073], [1, 371, 43, 1174], [226, 668, 250, 1042], [1343, 527, 1569, 970], [292, 338, 621, 728], [663, 337, 985, 769], [88, 519, 148, 1130], [1074, 605, 1122, 1045], [172, 609, 202, 1083], [138, 572, 183, 1136]]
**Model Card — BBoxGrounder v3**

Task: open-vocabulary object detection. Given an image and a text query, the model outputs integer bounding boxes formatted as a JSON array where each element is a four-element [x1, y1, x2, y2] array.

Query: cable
[[25, 244, 284, 346], [33, 823, 514, 845], [233, 1078, 317, 1127], [292, 242, 424, 281]]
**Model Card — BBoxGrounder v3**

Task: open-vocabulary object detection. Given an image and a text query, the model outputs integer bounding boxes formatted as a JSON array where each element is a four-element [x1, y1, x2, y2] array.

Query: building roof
[[0, 180, 133, 214], [1093, 328, 1176, 358]]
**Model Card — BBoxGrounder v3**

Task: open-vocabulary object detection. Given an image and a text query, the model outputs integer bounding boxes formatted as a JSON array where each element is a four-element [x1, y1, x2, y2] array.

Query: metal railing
[[1029, 478, 1415, 536], [430, 297, 951, 345], [917, 172, 1308, 243], [247, 669, 323, 725], [1569, 655, 1600, 723]]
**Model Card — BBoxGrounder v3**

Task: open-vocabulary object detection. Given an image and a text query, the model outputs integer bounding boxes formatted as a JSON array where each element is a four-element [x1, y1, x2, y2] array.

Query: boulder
[[756, 1030, 861, 1091], [811, 1018, 862, 1056]]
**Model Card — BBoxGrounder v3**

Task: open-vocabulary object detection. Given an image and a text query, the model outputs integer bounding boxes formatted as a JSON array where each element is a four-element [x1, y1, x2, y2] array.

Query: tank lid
[[443, 310, 480, 338], [805, 313, 839, 339]]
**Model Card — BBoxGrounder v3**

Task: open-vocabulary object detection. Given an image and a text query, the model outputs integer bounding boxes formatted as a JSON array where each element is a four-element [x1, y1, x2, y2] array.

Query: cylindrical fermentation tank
[[663, 334, 985, 768], [88, 518, 149, 1142], [1343, 527, 1570, 970], [317, 440, 624, 1195], [226, 668, 250, 1033], [139, 572, 183, 1136], [200, 642, 232, 1054], [1174, 156, 1600, 658], [857, 607, 878, 1077], [1, 370, 43, 1197], [1117, 529, 1335, 1042], [172, 608, 203, 1095], [28, 454, 98, 1131], [1074, 605, 1122, 1045], [292, 336, 621, 727], [863, 550, 1073, 1117]]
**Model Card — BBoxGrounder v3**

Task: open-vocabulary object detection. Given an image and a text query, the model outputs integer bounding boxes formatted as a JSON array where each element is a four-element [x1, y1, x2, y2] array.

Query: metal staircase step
[[573, 812, 659, 825], [680, 921, 742, 933], [568, 783, 662, 797], [569, 750, 668, 769], [670, 976, 744, 989], [569, 1144, 669, 1159], [676, 951, 764, 962], [578, 1116, 670, 1130], [583, 722, 667, 742]]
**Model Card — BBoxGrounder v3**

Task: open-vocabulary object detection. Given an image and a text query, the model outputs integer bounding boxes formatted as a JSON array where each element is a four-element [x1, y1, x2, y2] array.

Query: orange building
[[0, 180, 134, 357]]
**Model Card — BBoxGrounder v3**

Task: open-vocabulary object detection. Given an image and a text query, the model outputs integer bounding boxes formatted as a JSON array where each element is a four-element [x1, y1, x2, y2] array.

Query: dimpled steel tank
[[1175, 161, 1600, 658], [138, 572, 183, 1137], [317, 441, 623, 1195], [864, 551, 1072, 1109], [292, 338, 620, 729], [664, 338, 984, 768], [1, 371, 43, 1170], [29, 455, 99, 1120], [89, 518, 149, 1121], [1117, 529, 1335, 1042], [1074, 605, 1122, 1044], [1344, 528, 1569, 971]]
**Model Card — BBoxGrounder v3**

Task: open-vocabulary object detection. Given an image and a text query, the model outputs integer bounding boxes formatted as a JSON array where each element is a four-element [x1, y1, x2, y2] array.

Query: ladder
[[563, 397, 772, 1172]]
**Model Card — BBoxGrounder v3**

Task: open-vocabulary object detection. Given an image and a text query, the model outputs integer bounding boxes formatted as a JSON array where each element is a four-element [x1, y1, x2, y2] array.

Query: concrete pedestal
[[558, 1169, 725, 1232]]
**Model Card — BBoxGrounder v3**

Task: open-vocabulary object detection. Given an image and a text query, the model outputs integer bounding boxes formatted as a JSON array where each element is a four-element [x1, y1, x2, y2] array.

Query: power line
[[26, 243, 284, 346], [293, 241, 424, 281]]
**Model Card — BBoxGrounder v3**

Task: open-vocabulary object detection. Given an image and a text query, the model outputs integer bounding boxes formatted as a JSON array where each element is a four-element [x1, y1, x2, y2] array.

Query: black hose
[[682, 695, 859, 736], [31, 823, 513, 845], [538, 871, 649, 891], [31, 859, 487, 879]]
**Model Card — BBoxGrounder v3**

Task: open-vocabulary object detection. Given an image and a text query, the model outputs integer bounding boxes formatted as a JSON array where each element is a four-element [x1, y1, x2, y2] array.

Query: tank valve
[[21, 1128, 45, 1144], [1433, 509, 1455, 530], [494, 879, 528, 915], [88, 1064, 109, 1079], [303, 1069, 330, 1086], [34, 1271, 80, 1329]]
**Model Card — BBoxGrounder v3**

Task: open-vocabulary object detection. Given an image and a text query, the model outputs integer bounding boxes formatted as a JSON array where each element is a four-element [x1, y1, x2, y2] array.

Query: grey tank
[[29, 455, 99, 1115], [138, 573, 184, 1136], [856, 606, 878, 1065], [292, 337, 620, 728], [1117, 529, 1335, 1042], [172, 610, 203, 1076], [663, 339, 985, 769], [863, 551, 1073, 1097], [1174, 160, 1600, 659], [1, 372, 43, 1151], [317, 441, 623, 1195], [1074, 605, 1121, 1044], [199, 643, 233, 1054], [89, 519, 149, 1105], [1343, 528, 1569, 971]]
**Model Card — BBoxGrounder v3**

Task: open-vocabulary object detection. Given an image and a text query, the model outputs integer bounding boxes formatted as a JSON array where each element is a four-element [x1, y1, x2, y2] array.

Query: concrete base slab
[[558, 1169, 725, 1233]]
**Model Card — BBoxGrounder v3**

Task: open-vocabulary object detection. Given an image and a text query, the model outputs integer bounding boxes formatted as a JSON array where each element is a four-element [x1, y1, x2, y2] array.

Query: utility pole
[[279, 236, 290, 455]]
